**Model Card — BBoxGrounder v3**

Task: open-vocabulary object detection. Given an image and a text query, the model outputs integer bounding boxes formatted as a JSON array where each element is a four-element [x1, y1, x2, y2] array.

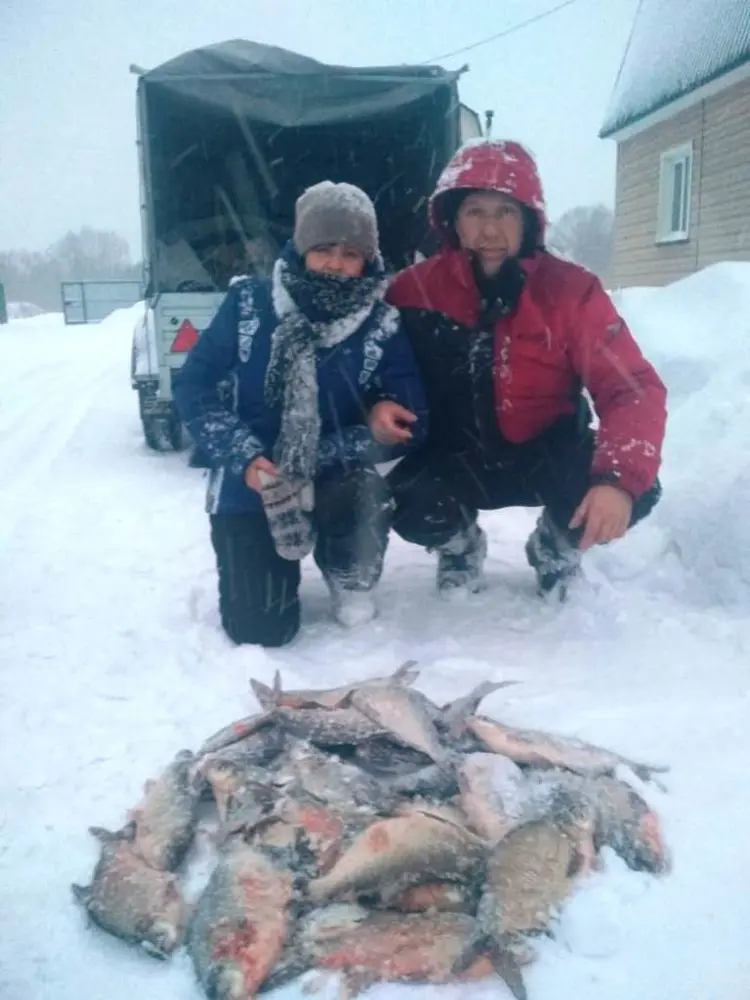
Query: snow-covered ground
[[1, 264, 749, 1000]]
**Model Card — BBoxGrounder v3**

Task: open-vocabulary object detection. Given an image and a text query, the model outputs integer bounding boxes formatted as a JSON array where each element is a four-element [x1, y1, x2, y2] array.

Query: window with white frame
[[657, 142, 693, 242]]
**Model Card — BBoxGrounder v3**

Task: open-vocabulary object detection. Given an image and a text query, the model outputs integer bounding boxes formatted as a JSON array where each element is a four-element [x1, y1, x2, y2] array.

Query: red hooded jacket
[[386, 140, 667, 499]]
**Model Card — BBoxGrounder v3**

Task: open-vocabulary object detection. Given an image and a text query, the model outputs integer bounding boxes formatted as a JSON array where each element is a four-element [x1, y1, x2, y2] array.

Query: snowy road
[[1, 269, 749, 1000]]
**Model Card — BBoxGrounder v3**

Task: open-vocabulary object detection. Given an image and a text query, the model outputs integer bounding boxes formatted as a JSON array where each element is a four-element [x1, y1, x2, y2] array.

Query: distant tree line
[[546, 204, 614, 283], [0, 206, 615, 313], [0, 228, 141, 312]]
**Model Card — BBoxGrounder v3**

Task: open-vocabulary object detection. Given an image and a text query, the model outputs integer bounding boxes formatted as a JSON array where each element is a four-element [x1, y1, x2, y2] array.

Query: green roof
[[600, 0, 750, 138]]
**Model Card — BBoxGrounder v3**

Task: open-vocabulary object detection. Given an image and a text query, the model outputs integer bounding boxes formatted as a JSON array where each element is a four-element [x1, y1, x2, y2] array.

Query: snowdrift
[[6, 300, 47, 319], [613, 262, 750, 610]]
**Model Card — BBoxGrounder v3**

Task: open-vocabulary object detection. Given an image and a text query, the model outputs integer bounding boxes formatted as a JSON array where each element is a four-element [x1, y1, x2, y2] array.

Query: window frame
[[656, 141, 694, 244]]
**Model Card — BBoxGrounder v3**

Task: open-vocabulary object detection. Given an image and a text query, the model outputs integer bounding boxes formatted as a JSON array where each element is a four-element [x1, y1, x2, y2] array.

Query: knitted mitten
[[257, 470, 315, 561]]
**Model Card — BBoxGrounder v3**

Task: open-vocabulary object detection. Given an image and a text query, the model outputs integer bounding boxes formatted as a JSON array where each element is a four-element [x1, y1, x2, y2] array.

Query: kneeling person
[[174, 181, 427, 646]]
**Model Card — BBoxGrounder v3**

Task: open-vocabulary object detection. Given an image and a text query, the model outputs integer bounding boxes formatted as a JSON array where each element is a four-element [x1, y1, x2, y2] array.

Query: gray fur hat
[[293, 180, 379, 261]]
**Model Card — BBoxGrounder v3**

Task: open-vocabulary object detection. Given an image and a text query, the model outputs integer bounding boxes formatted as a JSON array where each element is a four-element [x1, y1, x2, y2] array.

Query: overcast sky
[[1, 0, 638, 257]]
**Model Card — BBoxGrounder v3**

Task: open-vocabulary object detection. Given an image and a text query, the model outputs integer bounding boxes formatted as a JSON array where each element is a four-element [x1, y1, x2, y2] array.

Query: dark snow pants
[[209, 465, 392, 647], [387, 417, 662, 550]]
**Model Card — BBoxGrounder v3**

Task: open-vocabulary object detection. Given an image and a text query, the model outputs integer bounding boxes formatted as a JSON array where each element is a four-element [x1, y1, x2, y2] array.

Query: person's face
[[455, 191, 524, 276], [305, 244, 366, 277]]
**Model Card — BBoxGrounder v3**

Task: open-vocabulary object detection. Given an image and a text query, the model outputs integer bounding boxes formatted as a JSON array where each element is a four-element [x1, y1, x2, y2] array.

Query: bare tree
[[0, 228, 140, 311], [547, 204, 614, 281]]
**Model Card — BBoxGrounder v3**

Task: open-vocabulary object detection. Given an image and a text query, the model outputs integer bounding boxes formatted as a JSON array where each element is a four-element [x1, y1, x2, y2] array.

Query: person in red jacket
[[384, 139, 667, 599]]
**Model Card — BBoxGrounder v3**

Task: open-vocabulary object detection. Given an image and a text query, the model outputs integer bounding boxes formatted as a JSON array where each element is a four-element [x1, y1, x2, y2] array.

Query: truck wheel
[[167, 410, 186, 451], [142, 416, 171, 451], [137, 385, 185, 453]]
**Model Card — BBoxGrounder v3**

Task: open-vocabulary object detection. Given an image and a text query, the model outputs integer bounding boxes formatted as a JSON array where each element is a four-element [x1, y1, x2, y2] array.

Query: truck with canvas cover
[[129, 38, 482, 451]]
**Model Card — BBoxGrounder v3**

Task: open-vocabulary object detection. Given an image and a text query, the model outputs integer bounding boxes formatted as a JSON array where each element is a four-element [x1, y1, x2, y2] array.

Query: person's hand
[[244, 455, 279, 493], [569, 484, 633, 553], [368, 401, 418, 445]]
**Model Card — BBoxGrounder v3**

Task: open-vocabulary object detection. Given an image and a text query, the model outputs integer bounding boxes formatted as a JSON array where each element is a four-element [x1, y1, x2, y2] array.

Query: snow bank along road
[[1, 265, 749, 1000]]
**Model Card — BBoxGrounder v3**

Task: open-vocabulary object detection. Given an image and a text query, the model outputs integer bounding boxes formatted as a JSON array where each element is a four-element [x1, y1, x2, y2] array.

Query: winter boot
[[525, 510, 582, 599], [326, 580, 378, 629], [433, 522, 488, 598]]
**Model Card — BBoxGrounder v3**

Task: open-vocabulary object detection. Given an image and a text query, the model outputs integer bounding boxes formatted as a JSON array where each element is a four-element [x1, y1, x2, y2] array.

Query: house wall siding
[[610, 75, 750, 288]]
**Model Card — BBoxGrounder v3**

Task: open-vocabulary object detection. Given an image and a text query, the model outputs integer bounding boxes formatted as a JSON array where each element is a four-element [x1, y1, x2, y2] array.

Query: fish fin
[[71, 883, 90, 906], [392, 660, 420, 685], [250, 677, 276, 709], [263, 957, 311, 994], [291, 825, 321, 880], [443, 748, 464, 773], [273, 669, 283, 699], [451, 930, 491, 975], [566, 847, 588, 878], [340, 969, 373, 998], [138, 938, 170, 961], [489, 937, 528, 1000], [241, 810, 282, 843], [189, 766, 210, 798]]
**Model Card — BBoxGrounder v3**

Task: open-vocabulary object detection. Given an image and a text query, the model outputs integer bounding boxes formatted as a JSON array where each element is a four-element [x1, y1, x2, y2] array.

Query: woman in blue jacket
[[174, 181, 428, 647]]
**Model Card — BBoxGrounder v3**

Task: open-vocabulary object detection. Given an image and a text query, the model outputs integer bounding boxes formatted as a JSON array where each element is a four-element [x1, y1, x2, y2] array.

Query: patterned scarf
[[265, 243, 385, 481]]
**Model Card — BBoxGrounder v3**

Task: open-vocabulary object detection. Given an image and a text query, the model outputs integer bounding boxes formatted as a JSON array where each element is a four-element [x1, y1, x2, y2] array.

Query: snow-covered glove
[[257, 470, 315, 562]]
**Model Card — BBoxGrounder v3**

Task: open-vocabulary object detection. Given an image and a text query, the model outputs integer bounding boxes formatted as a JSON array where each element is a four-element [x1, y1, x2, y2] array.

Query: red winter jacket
[[386, 140, 667, 499]]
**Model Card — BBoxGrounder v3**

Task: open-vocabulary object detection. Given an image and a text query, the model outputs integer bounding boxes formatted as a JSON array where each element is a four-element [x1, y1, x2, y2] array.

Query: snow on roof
[[600, 0, 750, 138]]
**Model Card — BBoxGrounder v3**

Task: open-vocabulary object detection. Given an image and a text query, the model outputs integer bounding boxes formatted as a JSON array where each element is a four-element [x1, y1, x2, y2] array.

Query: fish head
[[204, 757, 244, 790], [141, 917, 181, 958], [615, 807, 672, 875], [299, 902, 371, 945], [286, 740, 328, 769], [206, 962, 248, 1000], [637, 811, 672, 874]]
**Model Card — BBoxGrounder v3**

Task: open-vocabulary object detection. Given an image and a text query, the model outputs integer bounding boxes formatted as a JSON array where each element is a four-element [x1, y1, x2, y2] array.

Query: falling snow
[[2, 262, 750, 999]]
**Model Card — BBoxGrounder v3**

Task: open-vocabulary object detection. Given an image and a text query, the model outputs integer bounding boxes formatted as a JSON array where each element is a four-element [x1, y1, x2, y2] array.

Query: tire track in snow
[[0, 357, 121, 547]]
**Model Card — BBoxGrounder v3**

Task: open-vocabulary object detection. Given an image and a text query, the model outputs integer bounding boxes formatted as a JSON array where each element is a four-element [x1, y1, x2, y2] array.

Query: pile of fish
[[72, 661, 672, 1000]]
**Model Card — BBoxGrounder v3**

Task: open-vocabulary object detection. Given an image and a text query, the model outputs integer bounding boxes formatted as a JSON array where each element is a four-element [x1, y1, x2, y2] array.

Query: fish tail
[[630, 761, 670, 789], [88, 823, 135, 843], [71, 883, 90, 906], [443, 679, 519, 737], [489, 936, 528, 1000], [250, 676, 275, 709], [392, 659, 420, 685]]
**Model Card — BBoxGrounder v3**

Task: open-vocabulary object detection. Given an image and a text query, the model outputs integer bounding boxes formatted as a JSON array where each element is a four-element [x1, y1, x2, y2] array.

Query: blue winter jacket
[[173, 255, 429, 515]]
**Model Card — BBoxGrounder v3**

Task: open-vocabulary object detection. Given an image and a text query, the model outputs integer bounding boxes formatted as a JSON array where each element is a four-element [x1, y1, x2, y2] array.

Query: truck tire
[[138, 385, 185, 453], [142, 416, 168, 451], [167, 408, 186, 451]]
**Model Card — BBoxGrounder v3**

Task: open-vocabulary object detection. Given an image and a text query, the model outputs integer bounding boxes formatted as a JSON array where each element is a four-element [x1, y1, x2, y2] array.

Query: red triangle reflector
[[171, 319, 200, 353]]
